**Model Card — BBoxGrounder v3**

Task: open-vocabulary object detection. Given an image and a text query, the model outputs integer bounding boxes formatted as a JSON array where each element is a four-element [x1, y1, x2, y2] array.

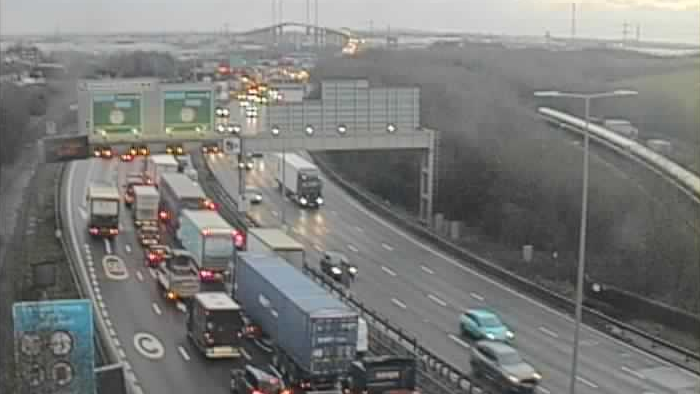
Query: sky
[[1, 0, 698, 44]]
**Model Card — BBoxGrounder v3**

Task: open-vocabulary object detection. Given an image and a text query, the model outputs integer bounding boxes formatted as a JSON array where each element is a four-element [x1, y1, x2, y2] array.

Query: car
[[244, 186, 263, 204], [239, 100, 249, 108], [470, 341, 541, 393], [246, 106, 258, 118], [137, 225, 160, 246], [145, 244, 172, 267], [237, 155, 255, 171], [123, 174, 146, 207], [230, 365, 288, 394], [460, 309, 514, 342], [320, 251, 357, 283]]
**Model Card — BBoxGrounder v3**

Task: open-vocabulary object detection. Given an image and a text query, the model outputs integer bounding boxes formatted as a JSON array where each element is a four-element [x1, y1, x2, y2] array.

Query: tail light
[[109, 228, 119, 235], [167, 291, 176, 300], [93, 149, 102, 158], [104, 149, 113, 158], [200, 270, 213, 279], [89, 227, 99, 235], [207, 201, 217, 210], [148, 252, 157, 261], [159, 210, 168, 220]]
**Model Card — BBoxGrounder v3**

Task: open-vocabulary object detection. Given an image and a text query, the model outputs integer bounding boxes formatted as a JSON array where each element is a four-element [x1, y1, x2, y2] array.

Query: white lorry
[[87, 183, 121, 237], [145, 154, 179, 187], [246, 227, 305, 267], [132, 185, 159, 227], [155, 249, 201, 301], [275, 153, 324, 208]]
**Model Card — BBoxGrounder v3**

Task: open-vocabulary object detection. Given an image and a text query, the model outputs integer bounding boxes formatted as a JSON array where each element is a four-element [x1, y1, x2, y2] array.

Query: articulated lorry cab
[[235, 253, 358, 392], [276, 153, 324, 208], [187, 292, 245, 358], [343, 356, 417, 394], [87, 183, 120, 237]]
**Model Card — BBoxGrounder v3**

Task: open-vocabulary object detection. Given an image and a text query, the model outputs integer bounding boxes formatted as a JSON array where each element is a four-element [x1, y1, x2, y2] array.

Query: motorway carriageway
[[206, 152, 700, 394], [65, 158, 278, 394]]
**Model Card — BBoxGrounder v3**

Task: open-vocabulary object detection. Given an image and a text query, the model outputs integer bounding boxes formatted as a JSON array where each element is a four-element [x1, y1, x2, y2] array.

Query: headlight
[[255, 194, 262, 201], [348, 267, 357, 274], [533, 372, 542, 380], [506, 331, 514, 339], [316, 197, 324, 205], [486, 333, 495, 340], [331, 267, 342, 275], [299, 197, 308, 205], [508, 375, 519, 384]]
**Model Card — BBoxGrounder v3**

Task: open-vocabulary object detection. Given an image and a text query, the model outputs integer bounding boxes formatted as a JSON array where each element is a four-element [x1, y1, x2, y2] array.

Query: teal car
[[460, 309, 514, 342]]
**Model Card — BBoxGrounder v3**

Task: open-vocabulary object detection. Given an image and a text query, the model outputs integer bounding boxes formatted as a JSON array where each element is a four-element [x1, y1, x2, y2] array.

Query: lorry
[[132, 185, 159, 227], [186, 292, 245, 359], [87, 183, 120, 237], [145, 154, 179, 187], [158, 173, 213, 233], [245, 228, 305, 267], [342, 356, 417, 394], [275, 153, 324, 208], [174, 154, 198, 181], [235, 253, 359, 391], [177, 209, 243, 284], [156, 249, 201, 301]]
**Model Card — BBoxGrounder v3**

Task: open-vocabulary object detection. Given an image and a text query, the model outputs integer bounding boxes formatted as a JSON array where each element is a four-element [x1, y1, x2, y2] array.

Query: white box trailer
[[132, 185, 159, 227], [145, 154, 179, 187], [177, 209, 238, 276], [275, 153, 324, 208], [246, 227, 305, 267]]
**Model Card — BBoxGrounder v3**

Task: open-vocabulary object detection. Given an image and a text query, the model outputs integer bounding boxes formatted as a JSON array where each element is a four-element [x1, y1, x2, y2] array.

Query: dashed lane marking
[[125, 244, 131, 253], [136, 271, 143, 282], [176, 302, 188, 313], [381, 243, 394, 251], [148, 268, 157, 279], [152, 303, 162, 315], [421, 265, 434, 274], [355, 226, 363, 232], [381, 266, 397, 277], [620, 366, 645, 380], [241, 348, 252, 361], [539, 326, 559, 338], [537, 387, 551, 394], [103, 238, 112, 255], [391, 298, 407, 309], [313, 244, 323, 252], [427, 294, 447, 307], [448, 334, 471, 349], [576, 376, 598, 389], [177, 346, 190, 361], [470, 292, 485, 301], [347, 244, 359, 253]]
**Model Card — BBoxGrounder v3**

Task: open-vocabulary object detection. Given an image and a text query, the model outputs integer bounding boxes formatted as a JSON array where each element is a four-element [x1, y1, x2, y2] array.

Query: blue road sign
[[13, 299, 95, 394]]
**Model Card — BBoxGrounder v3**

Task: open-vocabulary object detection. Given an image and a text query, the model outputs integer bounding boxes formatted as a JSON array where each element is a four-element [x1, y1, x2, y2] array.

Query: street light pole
[[533, 89, 637, 394]]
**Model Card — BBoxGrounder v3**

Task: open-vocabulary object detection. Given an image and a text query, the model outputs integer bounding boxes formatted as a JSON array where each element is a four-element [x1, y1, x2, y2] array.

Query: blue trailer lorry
[[234, 252, 359, 392]]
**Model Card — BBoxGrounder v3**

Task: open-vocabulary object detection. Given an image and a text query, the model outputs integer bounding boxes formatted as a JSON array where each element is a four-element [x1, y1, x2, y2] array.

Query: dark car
[[320, 251, 357, 283], [144, 244, 172, 267], [230, 365, 288, 394], [470, 341, 541, 393]]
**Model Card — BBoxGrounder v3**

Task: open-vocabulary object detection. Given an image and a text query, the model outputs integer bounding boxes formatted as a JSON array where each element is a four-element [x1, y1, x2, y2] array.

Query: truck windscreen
[[205, 235, 234, 258], [301, 178, 321, 190], [91, 199, 119, 216]]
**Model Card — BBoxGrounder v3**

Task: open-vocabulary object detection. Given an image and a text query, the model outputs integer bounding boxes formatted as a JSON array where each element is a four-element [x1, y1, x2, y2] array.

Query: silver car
[[470, 340, 541, 393], [244, 186, 263, 204]]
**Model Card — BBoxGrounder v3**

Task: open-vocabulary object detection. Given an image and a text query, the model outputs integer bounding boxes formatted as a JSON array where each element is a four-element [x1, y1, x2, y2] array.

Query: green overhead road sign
[[92, 93, 142, 135], [163, 91, 212, 134]]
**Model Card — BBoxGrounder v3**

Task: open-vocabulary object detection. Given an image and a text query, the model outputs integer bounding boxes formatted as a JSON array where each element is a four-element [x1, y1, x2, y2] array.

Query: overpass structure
[[234, 22, 354, 48]]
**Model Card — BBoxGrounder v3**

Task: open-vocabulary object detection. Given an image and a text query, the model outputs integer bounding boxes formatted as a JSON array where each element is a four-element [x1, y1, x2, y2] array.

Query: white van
[[357, 317, 368, 359]]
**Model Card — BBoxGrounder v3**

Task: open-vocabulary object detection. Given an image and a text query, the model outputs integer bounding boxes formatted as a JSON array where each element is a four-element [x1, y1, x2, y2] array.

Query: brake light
[[159, 210, 168, 220], [208, 202, 217, 210], [252, 390, 263, 394], [89, 227, 99, 235], [148, 252, 157, 261], [109, 228, 119, 235], [200, 270, 213, 279], [234, 233, 244, 249], [202, 228, 211, 236]]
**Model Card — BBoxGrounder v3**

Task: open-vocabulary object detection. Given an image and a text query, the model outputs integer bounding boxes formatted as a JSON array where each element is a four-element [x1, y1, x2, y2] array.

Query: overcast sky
[[1, 0, 698, 44]]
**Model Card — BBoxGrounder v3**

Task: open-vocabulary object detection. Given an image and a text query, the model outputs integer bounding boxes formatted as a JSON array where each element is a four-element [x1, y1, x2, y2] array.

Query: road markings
[[620, 366, 645, 380], [470, 292, 485, 301], [103, 238, 112, 255], [102, 255, 129, 281], [391, 298, 407, 309], [133, 332, 165, 360], [271, 210, 279, 217], [148, 268, 157, 279], [448, 334, 471, 349], [381, 266, 397, 277], [537, 386, 551, 394], [355, 226, 363, 232], [427, 294, 447, 307], [177, 346, 191, 361], [109, 328, 117, 337], [135, 271, 143, 282], [118, 349, 127, 359], [539, 326, 559, 338], [176, 302, 188, 313], [576, 376, 598, 389], [381, 243, 394, 251], [347, 244, 359, 253], [421, 265, 434, 274], [331, 210, 338, 215], [152, 303, 162, 315], [125, 244, 131, 253], [240, 348, 252, 360], [313, 244, 323, 252]]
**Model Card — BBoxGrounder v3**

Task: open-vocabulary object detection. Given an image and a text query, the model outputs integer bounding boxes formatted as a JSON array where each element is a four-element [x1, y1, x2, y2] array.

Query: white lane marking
[[620, 366, 645, 380], [391, 298, 407, 309], [271, 210, 279, 217], [148, 268, 157, 279], [427, 294, 447, 307], [133, 332, 165, 359], [355, 226, 363, 232], [347, 244, 359, 253], [103, 238, 112, 255], [313, 244, 323, 252], [381, 266, 397, 277], [340, 193, 680, 369], [152, 303, 162, 315], [125, 244, 131, 253], [95, 293, 103, 302], [470, 292, 485, 301], [448, 334, 471, 349], [331, 210, 338, 215], [136, 271, 144, 282], [421, 265, 434, 274], [118, 349, 127, 359], [102, 255, 129, 281], [539, 326, 559, 338], [576, 376, 598, 389], [177, 346, 191, 361], [381, 243, 394, 251], [537, 386, 551, 394], [176, 302, 188, 313], [109, 328, 117, 337], [240, 348, 252, 360]]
